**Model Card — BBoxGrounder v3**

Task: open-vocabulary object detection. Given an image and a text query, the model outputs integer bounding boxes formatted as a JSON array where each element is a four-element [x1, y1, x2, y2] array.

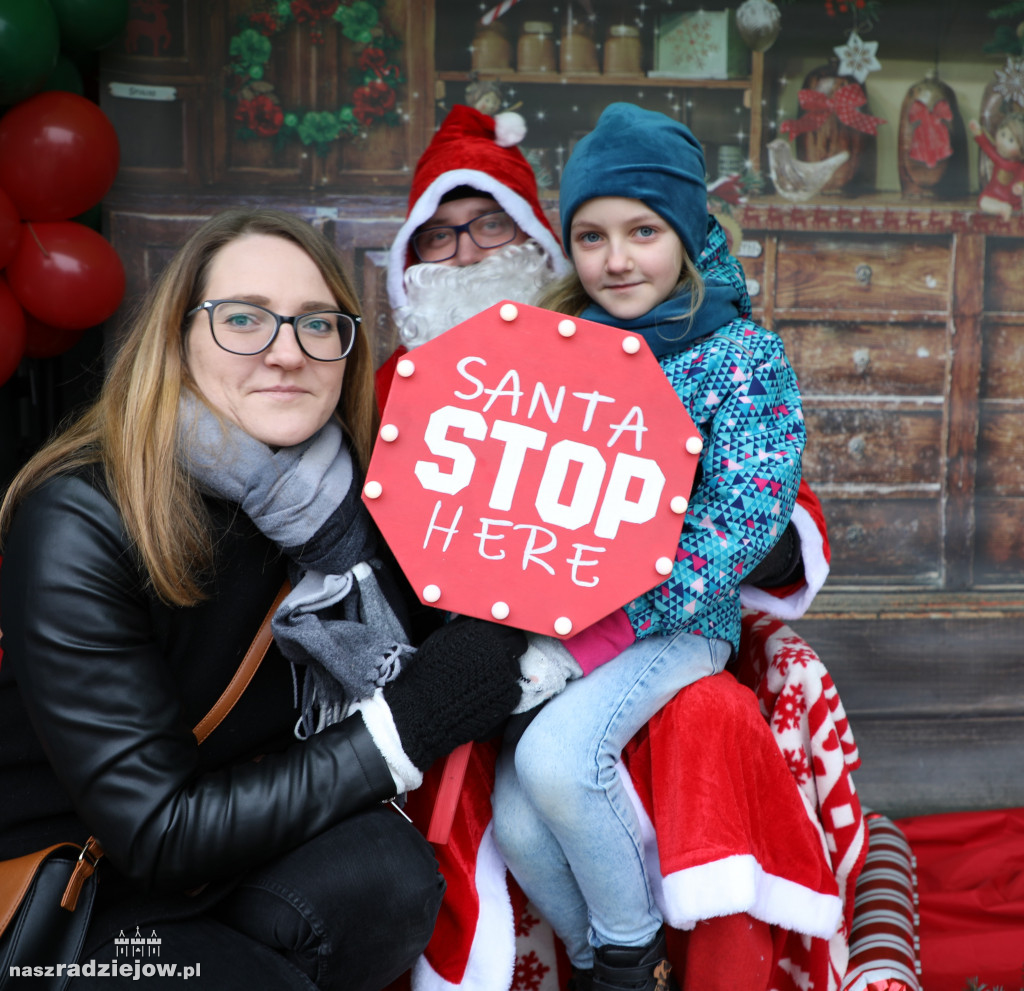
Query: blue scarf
[[580, 275, 741, 360]]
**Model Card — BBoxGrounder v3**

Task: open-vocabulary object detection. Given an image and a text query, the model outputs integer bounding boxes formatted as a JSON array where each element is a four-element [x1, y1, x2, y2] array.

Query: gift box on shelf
[[649, 9, 749, 80]]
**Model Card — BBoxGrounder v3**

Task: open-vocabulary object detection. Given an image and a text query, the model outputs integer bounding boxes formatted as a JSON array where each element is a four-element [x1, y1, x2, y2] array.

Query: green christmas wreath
[[228, 0, 404, 155]]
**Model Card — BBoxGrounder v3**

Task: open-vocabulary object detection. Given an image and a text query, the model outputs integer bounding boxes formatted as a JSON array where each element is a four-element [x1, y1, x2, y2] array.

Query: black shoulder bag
[[0, 581, 288, 990]]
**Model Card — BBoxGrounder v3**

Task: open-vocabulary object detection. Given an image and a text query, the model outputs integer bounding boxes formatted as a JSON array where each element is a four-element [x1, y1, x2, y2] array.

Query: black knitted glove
[[383, 617, 526, 772], [746, 521, 805, 588]]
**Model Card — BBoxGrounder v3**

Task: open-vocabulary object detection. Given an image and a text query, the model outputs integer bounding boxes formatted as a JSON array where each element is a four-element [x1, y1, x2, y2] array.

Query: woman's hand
[[383, 617, 526, 772]]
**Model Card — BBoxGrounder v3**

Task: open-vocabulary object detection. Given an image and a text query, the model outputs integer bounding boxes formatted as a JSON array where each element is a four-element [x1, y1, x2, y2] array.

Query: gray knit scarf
[[177, 393, 413, 737]]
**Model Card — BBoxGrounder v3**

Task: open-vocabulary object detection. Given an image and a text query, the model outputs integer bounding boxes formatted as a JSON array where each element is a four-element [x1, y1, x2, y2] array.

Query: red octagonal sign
[[364, 300, 703, 639]]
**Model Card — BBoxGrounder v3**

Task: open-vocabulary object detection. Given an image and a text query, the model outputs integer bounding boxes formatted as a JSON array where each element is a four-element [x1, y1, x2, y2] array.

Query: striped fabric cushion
[[842, 812, 921, 991]]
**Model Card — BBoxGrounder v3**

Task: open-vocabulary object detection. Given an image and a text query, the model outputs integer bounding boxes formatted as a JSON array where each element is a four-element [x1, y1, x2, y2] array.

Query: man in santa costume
[[382, 110, 858, 991]]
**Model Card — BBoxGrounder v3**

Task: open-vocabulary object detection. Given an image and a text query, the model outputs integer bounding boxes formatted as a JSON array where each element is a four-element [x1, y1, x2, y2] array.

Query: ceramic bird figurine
[[767, 139, 850, 201]]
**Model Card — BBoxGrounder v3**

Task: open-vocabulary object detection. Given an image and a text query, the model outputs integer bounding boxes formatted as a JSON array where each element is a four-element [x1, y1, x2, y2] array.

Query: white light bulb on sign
[[499, 303, 519, 322], [363, 480, 383, 499], [558, 319, 577, 338], [554, 616, 573, 636], [491, 601, 510, 620], [396, 358, 415, 378], [380, 424, 399, 442], [423, 584, 441, 603], [685, 435, 703, 455], [622, 335, 641, 354]]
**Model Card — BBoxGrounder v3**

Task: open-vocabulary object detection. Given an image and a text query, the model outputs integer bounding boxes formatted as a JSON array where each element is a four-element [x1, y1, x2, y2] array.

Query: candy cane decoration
[[479, 0, 523, 26]]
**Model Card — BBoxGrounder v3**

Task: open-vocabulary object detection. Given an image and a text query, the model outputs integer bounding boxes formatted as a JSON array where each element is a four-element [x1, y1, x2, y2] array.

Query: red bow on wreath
[[908, 98, 953, 168], [780, 83, 887, 138]]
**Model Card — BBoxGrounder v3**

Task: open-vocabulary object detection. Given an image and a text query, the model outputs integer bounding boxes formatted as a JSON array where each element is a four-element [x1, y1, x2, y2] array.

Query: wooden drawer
[[976, 497, 1024, 582], [985, 238, 1024, 313], [803, 407, 942, 486], [774, 234, 951, 315], [819, 495, 941, 583], [777, 322, 947, 397], [981, 321, 1024, 401], [977, 406, 1024, 496]]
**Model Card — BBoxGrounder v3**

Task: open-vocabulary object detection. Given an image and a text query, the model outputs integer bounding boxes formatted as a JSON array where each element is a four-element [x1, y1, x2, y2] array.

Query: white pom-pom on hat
[[494, 111, 526, 148]]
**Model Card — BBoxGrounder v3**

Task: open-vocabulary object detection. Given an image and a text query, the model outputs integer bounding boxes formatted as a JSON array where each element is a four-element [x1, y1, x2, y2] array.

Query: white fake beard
[[394, 240, 560, 349]]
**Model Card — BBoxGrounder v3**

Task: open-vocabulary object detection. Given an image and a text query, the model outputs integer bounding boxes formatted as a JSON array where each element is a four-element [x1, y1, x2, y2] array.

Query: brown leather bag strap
[[59, 579, 291, 909], [192, 579, 291, 744]]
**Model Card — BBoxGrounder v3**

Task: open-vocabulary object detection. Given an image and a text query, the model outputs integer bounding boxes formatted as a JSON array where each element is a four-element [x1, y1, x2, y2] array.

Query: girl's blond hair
[[0, 209, 377, 606]]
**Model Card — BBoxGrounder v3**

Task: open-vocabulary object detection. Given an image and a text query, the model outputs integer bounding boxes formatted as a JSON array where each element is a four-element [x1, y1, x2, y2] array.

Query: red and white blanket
[[399, 610, 867, 991]]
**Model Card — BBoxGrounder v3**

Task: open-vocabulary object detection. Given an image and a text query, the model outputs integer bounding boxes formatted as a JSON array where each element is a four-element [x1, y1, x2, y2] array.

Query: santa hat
[[387, 104, 569, 311]]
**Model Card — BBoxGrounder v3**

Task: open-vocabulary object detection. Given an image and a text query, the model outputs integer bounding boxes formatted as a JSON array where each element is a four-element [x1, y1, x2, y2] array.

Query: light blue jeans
[[491, 631, 731, 968]]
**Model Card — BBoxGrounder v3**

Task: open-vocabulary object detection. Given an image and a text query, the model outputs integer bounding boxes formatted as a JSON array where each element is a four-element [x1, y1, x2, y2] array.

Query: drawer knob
[[855, 263, 873, 285]]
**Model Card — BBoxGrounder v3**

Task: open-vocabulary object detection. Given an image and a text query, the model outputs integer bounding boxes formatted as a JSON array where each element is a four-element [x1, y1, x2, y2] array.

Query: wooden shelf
[[437, 70, 753, 90]]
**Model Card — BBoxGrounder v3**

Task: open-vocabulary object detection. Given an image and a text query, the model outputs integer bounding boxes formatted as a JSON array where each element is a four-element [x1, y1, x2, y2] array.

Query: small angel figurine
[[465, 75, 504, 116], [969, 113, 1024, 220]]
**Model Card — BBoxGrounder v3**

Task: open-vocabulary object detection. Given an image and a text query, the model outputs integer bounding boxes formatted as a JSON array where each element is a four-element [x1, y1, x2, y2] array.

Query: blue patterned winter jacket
[[622, 224, 805, 653]]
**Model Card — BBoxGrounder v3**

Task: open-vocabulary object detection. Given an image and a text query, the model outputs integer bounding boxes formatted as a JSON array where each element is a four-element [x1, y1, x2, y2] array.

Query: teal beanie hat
[[559, 103, 708, 263]]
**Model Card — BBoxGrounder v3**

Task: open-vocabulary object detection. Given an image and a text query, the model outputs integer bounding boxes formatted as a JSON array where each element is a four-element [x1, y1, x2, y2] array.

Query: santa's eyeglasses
[[411, 211, 519, 262]]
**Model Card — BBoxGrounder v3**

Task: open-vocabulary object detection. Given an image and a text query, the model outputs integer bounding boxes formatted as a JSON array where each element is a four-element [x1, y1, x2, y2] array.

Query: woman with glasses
[[0, 209, 528, 990]]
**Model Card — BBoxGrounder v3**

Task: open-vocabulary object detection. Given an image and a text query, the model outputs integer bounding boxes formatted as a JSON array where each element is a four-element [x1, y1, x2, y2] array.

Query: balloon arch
[[0, 0, 128, 387]]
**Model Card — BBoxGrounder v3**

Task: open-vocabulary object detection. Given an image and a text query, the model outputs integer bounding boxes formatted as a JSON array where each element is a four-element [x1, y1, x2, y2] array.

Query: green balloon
[[42, 53, 85, 95], [0, 0, 60, 105], [48, 0, 130, 53]]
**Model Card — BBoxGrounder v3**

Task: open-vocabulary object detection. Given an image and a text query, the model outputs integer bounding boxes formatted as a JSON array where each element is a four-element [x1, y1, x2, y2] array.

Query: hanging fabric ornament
[[780, 59, 884, 196], [897, 69, 968, 200]]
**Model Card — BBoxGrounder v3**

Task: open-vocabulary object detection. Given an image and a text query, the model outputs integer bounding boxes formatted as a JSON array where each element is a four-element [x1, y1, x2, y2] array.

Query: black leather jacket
[[0, 471, 397, 891]]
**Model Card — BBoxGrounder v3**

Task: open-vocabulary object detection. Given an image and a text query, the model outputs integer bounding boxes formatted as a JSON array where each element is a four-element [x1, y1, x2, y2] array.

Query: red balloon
[[0, 276, 27, 386], [0, 187, 20, 269], [0, 91, 120, 221], [22, 311, 86, 359], [7, 221, 125, 330]]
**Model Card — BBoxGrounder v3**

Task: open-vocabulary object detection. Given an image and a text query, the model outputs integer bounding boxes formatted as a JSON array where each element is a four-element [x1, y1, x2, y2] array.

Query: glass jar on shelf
[[517, 21, 556, 73], [603, 24, 642, 76], [560, 18, 599, 75], [472, 20, 512, 72]]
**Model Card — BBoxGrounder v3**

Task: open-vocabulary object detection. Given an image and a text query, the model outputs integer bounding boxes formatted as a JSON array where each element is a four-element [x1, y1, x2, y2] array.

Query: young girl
[[490, 103, 807, 990]]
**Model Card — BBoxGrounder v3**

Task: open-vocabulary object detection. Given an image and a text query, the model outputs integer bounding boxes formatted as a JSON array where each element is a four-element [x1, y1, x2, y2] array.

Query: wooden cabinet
[[738, 197, 1024, 816], [739, 197, 1024, 609]]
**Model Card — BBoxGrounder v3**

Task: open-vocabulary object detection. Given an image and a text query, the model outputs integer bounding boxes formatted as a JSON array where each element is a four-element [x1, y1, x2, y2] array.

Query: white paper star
[[833, 32, 881, 84], [993, 56, 1024, 108]]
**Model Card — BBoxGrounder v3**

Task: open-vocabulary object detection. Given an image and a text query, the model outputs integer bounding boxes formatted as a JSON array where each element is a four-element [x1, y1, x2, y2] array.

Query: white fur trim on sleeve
[[739, 502, 830, 621], [350, 690, 423, 794]]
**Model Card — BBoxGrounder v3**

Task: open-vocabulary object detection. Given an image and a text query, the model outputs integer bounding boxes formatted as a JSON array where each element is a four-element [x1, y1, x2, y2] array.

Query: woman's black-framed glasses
[[187, 299, 359, 362], [411, 210, 519, 263]]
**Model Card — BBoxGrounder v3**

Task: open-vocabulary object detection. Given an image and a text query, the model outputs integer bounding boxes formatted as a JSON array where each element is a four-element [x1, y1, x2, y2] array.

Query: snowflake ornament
[[833, 31, 881, 83], [993, 55, 1024, 108]]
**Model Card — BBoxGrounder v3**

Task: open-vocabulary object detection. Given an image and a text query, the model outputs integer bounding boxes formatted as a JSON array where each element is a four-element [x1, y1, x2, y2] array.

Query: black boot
[[568, 967, 594, 991], [592, 929, 678, 991]]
